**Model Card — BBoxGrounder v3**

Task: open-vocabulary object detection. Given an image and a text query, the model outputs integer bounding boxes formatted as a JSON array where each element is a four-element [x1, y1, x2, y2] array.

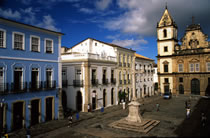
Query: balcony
[[102, 79, 109, 85], [124, 80, 127, 84], [91, 79, 98, 86], [73, 80, 83, 87], [62, 53, 117, 62], [119, 80, 122, 85], [44, 80, 56, 89], [11, 82, 27, 93], [29, 81, 43, 91], [0, 83, 9, 95], [62, 80, 68, 88], [0, 81, 57, 95], [111, 78, 116, 85], [123, 63, 126, 67]]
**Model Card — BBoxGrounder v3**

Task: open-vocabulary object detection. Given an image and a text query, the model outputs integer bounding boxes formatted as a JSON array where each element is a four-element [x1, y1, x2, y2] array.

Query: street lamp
[[28, 103, 31, 128], [0, 99, 4, 108]]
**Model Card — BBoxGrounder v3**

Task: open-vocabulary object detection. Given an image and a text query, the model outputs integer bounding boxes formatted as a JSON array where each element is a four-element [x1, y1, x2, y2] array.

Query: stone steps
[[109, 118, 160, 133]]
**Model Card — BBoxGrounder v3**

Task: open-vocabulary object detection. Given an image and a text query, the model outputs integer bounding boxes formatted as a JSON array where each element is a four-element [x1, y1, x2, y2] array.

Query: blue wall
[[0, 19, 61, 132]]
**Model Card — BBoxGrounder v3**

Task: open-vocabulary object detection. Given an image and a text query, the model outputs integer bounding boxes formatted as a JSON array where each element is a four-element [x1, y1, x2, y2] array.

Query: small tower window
[[163, 29, 167, 38], [164, 46, 168, 52]]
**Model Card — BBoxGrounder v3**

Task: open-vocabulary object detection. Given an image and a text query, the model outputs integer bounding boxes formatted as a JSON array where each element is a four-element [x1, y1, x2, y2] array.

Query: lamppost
[[0, 99, 5, 136], [27, 103, 31, 128]]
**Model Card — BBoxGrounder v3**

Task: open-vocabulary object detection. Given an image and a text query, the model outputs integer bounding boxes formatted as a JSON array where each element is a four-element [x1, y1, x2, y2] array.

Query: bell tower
[[157, 6, 178, 56], [157, 6, 178, 94]]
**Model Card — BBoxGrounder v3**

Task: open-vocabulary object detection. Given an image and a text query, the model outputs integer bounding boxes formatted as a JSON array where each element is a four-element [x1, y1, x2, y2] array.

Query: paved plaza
[[9, 95, 210, 137]]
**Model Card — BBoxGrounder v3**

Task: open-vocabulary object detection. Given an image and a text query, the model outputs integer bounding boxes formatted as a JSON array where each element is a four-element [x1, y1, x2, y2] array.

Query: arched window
[[163, 29, 167, 38]]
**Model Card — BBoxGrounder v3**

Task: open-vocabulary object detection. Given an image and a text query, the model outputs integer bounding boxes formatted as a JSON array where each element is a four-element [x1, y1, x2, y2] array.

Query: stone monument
[[109, 57, 159, 133]]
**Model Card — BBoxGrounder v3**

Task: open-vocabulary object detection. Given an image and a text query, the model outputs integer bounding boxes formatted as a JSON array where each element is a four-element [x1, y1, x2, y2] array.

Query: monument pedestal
[[109, 99, 160, 133], [126, 99, 142, 123]]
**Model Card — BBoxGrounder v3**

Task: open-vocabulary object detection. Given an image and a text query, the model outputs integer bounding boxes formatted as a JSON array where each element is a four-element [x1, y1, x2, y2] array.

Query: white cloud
[[37, 15, 61, 32], [111, 38, 148, 50], [0, 8, 21, 20], [21, 7, 36, 24], [79, 8, 93, 14], [104, 0, 210, 37], [95, 0, 112, 11]]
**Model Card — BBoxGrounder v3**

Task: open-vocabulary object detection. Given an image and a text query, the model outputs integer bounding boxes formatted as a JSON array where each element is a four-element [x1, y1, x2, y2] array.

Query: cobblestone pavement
[[9, 95, 210, 137]]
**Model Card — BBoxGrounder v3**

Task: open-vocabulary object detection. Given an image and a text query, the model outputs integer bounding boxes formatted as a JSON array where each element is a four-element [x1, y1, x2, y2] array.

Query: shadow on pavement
[[174, 98, 210, 137]]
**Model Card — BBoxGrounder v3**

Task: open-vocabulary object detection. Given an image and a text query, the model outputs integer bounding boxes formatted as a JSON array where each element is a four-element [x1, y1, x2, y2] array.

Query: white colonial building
[[61, 38, 118, 112], [135, 53, 155, 98]]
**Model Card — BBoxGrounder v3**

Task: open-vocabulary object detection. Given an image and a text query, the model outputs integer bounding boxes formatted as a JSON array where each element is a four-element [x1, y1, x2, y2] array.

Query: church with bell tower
[[157, 6, 210, 96]]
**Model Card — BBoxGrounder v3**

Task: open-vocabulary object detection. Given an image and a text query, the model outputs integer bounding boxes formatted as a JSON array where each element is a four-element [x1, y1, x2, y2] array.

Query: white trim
[[0, 28, 6, 48], [30, 35, 40, 52], [195, 63, 200, 72], [45, 38, 54, 54], [12, 31, 25, 50], [189, 63, 194, 72], [29, 64, 41, 83], [0, 56, 58, 62], [178, 64, 183, 72]]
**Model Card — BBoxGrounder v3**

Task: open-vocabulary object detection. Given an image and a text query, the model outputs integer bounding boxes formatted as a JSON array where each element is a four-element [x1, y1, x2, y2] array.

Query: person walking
[[68, 114, 73, 127], [186, 108, 191, 119], [201, 112, 207, 127]]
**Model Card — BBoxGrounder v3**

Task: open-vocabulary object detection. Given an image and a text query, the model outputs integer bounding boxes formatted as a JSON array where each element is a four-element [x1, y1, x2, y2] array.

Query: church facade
[[157, 7, 210, 96]]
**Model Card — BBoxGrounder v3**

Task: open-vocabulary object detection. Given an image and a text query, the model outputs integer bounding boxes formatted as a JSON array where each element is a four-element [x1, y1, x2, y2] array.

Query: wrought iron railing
[[62, 80, 68, 87], [0, 83, 9, 95], [102, 79, 109, 85], [91, 79, 98, 86], [44, 80, 56, 89], [73, 80, 83, 87], [11, 82, 27, 93], [29, 81, 42, 91], [111, 78, 116, 85]]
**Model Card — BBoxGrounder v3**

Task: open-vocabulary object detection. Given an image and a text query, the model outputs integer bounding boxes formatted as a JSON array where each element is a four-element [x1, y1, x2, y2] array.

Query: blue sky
[[1, 0, 210, 63]]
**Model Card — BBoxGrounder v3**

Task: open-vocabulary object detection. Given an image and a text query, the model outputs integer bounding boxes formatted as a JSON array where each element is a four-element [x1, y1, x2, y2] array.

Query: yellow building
[[157, 7, 210, 96]]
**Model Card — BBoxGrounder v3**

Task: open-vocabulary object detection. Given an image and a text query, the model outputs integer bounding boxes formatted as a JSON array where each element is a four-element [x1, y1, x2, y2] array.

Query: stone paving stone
[[9, 95, 210, 137]]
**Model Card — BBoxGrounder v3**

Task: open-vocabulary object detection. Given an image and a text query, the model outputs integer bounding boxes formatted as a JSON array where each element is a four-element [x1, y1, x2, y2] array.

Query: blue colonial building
[[0, 17, 63, 133]]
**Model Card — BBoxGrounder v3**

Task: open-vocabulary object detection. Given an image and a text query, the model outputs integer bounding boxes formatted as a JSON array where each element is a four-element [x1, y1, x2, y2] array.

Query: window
[[164, 46, 168, 52], [62, 70, 66, 76], [0, 67, 3, 77], [207, 62, 210, 72], [14, 32, 24, 50], [189, 63, 194, 72], [31, 36, 40, 52], [164, 78, 169, 83], [164, 64, 168, 73], [127, 55, 129, 63], [163, 29, 167, 38], [45, 39, 53, 53], [178, 64, 183, 72], [95, 42, 97, 46], [195, 63, 199, 72], [0, 29, 6, 48], [179, 77, 183, 83]]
